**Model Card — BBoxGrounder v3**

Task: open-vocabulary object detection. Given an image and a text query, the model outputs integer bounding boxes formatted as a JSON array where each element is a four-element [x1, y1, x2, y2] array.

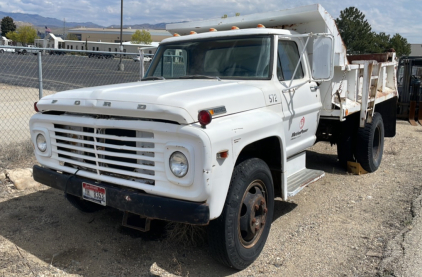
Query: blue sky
[[1, 0, 420, 43]]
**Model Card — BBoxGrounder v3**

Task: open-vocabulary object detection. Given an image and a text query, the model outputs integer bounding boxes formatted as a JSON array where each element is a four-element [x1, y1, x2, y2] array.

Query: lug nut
[[252, 218, 256, 224], [264, 208, 268, 213], [260, 200, 265, 205], [254, 205, 259, 211]]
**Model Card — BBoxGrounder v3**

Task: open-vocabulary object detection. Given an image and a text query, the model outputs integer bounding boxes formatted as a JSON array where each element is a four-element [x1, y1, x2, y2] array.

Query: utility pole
[[118, 0, 124, 71], [63, 18, 66, 39]]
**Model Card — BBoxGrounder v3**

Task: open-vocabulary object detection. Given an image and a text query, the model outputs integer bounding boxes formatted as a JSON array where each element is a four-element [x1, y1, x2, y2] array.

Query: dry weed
[[165, 222, 207, 247], [0, 139, 34, 168]]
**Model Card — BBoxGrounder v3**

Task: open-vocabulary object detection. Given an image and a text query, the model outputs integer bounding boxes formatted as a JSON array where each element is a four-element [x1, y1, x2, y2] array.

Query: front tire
[[208, 158, 274, 270], [355, 112, 384, 172]]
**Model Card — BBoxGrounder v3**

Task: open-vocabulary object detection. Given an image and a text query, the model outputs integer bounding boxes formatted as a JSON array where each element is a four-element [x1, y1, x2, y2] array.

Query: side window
[[397, 66, 404, 87], [152, 49, 187, 78], [277, 40, 304, 81]]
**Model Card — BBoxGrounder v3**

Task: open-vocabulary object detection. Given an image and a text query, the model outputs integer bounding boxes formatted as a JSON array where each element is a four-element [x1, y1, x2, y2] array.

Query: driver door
[[277, 39, 321, 157]]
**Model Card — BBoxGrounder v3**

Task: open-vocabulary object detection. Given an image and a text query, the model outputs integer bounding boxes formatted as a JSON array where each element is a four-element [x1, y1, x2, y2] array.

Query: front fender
[[201, 108, 287, 220]]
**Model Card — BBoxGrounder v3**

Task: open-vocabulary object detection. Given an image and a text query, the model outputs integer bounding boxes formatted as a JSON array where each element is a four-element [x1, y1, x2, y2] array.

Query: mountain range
[[0, 11, 168, 29]]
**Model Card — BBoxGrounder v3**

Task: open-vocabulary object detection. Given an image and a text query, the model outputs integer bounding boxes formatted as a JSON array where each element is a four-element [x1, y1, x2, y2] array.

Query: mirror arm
[[288, 34, 311, 88]]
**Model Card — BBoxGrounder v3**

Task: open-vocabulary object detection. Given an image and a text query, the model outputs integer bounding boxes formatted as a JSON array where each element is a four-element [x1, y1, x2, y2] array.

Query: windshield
[[145, 35, 272, 80]]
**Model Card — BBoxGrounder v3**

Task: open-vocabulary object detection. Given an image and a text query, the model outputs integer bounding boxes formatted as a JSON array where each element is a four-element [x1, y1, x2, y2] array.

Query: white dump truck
[[30, 4, 397, 270]]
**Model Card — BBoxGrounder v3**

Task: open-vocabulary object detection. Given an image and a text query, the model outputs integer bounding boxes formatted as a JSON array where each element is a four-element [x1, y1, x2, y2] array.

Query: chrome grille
[[52, 124, 162, 185]]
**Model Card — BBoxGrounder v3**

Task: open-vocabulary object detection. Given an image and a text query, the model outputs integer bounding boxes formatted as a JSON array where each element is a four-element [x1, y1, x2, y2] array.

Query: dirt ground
[[0, 120, 421, 277]]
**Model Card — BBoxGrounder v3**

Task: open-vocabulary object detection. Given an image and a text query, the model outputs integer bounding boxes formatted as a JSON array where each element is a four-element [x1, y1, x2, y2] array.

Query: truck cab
[[145, 29, 325, 158]]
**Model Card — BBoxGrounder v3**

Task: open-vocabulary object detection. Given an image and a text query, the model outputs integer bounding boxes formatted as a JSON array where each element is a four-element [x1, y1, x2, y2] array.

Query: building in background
[[34, 33, 158, 54], [410, 44, 422, 56], [68, 27, 171, 43], [1, 36, 12, 46]]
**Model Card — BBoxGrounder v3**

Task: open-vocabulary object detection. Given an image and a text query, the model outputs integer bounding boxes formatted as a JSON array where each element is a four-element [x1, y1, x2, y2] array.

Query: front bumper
[[33, 165, 210, 225]]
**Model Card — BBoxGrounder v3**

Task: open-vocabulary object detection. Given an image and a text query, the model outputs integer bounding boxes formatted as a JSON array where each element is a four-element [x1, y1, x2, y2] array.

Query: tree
[[6, 25, 38, 45], [336, 7, 411, 56], [221, 14, 228, 18], [5, 31, 18, 42], [389, 34, 411, 57], [131, 29, 152, 45], [235, 13, 240, 16], [1, 16, 16, 37], [335, 7, 374, 54], [371, 32, 391, 53], [66, 33, 79, 40]]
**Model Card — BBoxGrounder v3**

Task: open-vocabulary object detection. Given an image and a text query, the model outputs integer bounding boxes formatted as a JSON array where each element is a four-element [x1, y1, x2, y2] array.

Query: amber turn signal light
[[217, 150, 229, 159]]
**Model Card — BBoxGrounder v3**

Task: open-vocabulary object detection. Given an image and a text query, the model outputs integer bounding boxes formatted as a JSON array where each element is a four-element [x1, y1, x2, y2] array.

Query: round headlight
[[36, 133, 47, 152], [169, 151, 188, 178]]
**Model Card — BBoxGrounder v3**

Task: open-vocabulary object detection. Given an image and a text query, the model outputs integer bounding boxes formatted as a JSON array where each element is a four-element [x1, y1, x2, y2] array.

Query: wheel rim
[[373, 125, 381, 161], [238, 180, 268, 248]]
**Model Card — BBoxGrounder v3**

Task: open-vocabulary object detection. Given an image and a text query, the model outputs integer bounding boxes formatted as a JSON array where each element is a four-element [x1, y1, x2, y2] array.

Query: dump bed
[[167, 4, 398, 125]]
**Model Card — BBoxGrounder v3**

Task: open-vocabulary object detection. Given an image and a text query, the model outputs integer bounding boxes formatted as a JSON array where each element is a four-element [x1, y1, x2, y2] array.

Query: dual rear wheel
[[337, 112, 385, 172]]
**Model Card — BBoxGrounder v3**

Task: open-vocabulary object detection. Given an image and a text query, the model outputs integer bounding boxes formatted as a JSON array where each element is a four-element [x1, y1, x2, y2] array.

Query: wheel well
[[236, 137, 282, 197]]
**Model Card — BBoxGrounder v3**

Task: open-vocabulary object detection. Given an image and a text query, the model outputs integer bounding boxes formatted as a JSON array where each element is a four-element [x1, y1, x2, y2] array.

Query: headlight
[[36, 133, 47, 152], [169, 151, 188, 177]]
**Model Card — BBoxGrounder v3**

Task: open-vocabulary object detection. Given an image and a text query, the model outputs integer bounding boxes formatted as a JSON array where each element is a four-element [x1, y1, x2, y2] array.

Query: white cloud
[[0, 0, 420, 42]]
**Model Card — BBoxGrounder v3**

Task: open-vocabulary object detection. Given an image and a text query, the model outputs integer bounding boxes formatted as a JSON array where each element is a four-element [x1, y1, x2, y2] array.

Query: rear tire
[[208, 158, 274, 270], [355, 112, 384, 172], [65, 193, 105, 213]]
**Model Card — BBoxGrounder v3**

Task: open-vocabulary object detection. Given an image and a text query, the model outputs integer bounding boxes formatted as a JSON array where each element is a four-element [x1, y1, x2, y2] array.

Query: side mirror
[[312, 36, 334, 81]]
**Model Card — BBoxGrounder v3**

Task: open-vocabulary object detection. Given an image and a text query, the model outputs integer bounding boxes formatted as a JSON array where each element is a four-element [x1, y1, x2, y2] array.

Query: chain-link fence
[[0, 46, 152, 146]]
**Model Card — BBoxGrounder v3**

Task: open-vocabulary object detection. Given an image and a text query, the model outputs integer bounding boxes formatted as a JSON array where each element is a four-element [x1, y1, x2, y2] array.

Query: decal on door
[[300, 117, 305, 129], [291, 117, 308, 140]]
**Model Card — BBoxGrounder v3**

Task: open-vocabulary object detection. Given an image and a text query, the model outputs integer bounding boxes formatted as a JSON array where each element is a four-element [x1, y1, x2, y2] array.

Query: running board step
[[287, 169, 325, 197]]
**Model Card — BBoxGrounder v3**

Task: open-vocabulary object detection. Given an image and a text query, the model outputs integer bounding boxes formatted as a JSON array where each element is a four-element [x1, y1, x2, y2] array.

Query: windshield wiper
[[178, 75, 221, 81], [141, 76, 166, 81]]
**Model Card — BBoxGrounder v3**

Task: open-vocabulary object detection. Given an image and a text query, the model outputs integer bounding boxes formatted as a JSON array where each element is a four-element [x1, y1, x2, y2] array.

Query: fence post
[[140, 49, 144, 80], [37, 51, 43, 99]]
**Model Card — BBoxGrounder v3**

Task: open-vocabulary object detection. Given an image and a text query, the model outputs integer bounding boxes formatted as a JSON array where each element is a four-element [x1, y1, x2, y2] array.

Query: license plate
[[82, 182, 106, 206]]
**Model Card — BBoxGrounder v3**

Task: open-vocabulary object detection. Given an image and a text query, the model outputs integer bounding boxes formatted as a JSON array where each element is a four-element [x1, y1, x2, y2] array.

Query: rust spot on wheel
[[238, 180, 268, 249]]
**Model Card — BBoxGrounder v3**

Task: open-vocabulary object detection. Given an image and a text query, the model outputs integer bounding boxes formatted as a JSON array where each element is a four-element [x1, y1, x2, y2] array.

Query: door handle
[[310, 86, 318, 92]]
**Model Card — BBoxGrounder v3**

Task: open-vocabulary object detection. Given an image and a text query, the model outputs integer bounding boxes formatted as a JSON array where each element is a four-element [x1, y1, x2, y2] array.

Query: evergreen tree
[[389, 34, 411, 57], [335, 7, 374, 54], [1, 16, 17, 37], [371, 32, 391, 53]]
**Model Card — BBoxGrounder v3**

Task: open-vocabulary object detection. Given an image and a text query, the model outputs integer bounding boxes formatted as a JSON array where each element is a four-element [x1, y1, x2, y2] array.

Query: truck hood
[[37, 80, 266, 124]]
